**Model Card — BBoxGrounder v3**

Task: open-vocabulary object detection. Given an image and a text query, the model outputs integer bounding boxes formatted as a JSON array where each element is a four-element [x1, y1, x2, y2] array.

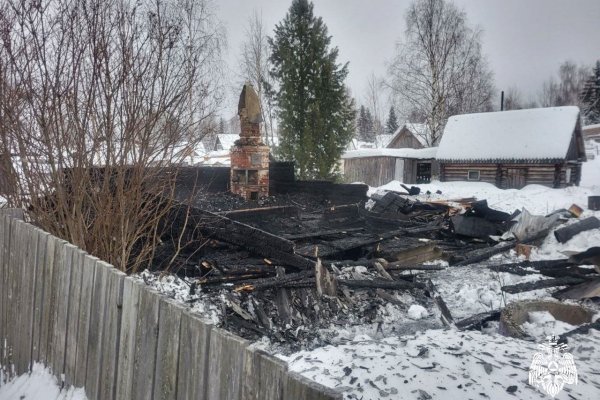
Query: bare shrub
[[0, 0, 224, 272]]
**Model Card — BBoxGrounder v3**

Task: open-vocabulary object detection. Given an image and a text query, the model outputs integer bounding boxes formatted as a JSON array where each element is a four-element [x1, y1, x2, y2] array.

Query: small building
[[437, 106, 586, 189], [387, 123, 430, 149], [583, 123, 600, 141], [342, 147, 438, 186], [213, 134, 239, 151]]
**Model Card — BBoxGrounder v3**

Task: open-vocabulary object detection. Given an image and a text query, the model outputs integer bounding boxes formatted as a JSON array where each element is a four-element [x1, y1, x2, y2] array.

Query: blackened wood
[[501, 277, 588, 294], [235, 271, 313, 292], [282, 227, 364, 241], [559, 320, 600, 342], [216, 205, 300, 221], [425, 279, 455, 327], [553, 217, 600, 243], [388, 264, 446, 271], [453, 242, 515, 266], [338, 279, 425, 290], [456, 310, 501, 331]]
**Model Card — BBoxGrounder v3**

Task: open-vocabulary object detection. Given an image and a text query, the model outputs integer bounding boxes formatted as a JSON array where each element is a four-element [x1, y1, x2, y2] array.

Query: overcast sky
[[217, 0, 600, 113]]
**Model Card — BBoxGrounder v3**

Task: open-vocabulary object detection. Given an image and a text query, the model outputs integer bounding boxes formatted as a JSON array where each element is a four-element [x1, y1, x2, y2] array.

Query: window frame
[[467, 170, 480, 181]]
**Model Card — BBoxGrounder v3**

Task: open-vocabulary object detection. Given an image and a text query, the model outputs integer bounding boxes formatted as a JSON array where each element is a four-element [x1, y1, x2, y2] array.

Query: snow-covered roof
[[375, 134, 394, 148], [197, 150, 230, 166], [436, 106, 581, 161], [342, 147, 438, 160], [215, 134, 239, 151], [393, 123, 430, 147]]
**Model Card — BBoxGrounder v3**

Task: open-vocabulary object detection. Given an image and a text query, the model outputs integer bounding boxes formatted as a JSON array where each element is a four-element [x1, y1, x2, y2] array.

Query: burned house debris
[[145, 151, 600, 352]]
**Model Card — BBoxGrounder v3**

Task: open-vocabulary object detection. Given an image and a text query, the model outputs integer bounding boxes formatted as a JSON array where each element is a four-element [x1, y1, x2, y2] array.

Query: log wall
[[0, 210, 341, 400], [439, 162, 578, 189]]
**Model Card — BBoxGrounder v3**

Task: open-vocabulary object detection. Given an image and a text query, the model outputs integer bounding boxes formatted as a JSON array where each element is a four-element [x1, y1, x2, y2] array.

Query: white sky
[[216, 0, 600, 114]]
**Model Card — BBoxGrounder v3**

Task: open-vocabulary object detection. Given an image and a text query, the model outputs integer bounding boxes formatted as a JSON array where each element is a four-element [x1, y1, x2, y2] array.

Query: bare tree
[[364, 73, 385, 136], [387, 0, 494, 146], [538, 61, 590, 108], [238, 10, 276, 145], [503, 86, 524, 110], [0, 0, 225, 272]]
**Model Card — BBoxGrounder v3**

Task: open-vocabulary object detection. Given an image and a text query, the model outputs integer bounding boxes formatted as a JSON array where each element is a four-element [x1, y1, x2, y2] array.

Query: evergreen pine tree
[[581, 61, 600, 124], [386, 106, 399, 134], [269, 0, 356, 179]]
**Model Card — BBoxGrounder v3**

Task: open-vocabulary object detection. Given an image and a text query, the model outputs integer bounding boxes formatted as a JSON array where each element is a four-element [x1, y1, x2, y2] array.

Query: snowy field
[[0, 364, 87, 400], [282, 156, 600, 400]]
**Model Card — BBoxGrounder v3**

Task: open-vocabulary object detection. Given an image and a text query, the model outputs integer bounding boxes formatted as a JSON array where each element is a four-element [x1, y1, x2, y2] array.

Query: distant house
[[387, 123, 430, 149], [344, 123, 434, 185], [213, 134, 239, 151], [342, 147, 438, 186], [437, 107, 586, 189], [583, 123, 600, 141]]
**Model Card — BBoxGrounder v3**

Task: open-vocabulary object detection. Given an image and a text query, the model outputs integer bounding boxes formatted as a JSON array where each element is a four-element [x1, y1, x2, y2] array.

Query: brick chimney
[[230, 83, 269, 200]]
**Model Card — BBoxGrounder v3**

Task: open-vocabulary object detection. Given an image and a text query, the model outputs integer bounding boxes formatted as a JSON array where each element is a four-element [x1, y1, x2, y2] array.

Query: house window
[[467, 170, 480, 181]]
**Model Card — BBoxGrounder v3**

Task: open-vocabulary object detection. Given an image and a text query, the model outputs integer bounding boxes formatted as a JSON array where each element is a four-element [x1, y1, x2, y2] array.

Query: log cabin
[[437, 106, 586, 189]]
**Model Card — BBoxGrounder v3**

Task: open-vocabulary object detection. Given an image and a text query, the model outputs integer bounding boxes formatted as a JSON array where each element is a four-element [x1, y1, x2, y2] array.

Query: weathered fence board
[[98, 263, 126, 400], [85, 258, 108, 399], [0, 216, 8, 360], [242, 348, 288, 400], [207, 328, 249, 400], [16, 220, 38, 374], [51, 243, 75, 379], [65, 249, 85, 384], [115, 278, 143, 400], [31, 229, 49, 363], [153, 298, 183, 400], [284, 372, 344, 400], [74, 255, 98, 387], [131, 286, 161, 400], [176, 312, 212, 400]]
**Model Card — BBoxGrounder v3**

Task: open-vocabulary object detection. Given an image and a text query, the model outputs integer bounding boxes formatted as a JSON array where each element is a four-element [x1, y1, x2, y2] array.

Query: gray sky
[[217, 0, 600, 112]]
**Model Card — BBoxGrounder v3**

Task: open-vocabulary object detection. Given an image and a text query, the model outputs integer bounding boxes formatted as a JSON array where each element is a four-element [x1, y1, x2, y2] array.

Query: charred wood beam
[[501, 277, 588, 294], [338, 279, 425, 290], [234, 270, 314, 292], [425, 279, 455, 327], [388, 264, 446, 272], [216, 205, 300, 220], [559, 320, 600, 342], [455, 310, 501, 331], [282, 227, 365, 241], [452, 242, 515, 266]]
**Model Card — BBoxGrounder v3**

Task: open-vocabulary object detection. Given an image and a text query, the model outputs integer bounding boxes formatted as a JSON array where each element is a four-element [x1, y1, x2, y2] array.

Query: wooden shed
[[387, 123, 430, 149], [437, 107, 586, 189], [342, 147, 438, 186]]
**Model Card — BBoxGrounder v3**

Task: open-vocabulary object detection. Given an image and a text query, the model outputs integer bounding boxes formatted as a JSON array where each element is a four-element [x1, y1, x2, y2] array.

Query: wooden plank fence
[[0, 210, 342, 400]]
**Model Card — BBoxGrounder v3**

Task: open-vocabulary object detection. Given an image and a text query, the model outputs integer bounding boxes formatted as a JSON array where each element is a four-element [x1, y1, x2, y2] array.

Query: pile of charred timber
[[146, 188, 600, 345]]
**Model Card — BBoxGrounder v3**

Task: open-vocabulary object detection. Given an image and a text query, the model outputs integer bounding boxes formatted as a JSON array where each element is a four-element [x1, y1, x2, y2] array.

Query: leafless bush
[[0, 0, 224, 272]]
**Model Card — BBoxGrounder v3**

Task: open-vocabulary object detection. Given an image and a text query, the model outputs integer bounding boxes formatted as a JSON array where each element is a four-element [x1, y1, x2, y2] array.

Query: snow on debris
[[342, 147, 438, 160], [283, 328, 600, 400], [0, 363, 87, 400], [436, 106, 581, 161]]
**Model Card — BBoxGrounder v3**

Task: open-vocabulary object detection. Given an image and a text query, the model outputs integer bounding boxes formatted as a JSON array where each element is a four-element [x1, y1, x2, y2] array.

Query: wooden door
[[506, 168, 526, 189]]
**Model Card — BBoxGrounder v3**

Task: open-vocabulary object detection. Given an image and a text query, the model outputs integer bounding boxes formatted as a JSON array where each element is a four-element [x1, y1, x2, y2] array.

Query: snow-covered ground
[[283, 157, 600, 400], [0, 363, 87, 400]]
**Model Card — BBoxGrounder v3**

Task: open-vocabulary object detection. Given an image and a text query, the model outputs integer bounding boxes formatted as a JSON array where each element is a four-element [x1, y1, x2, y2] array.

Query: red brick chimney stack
[[230, 83, 270, 200]]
